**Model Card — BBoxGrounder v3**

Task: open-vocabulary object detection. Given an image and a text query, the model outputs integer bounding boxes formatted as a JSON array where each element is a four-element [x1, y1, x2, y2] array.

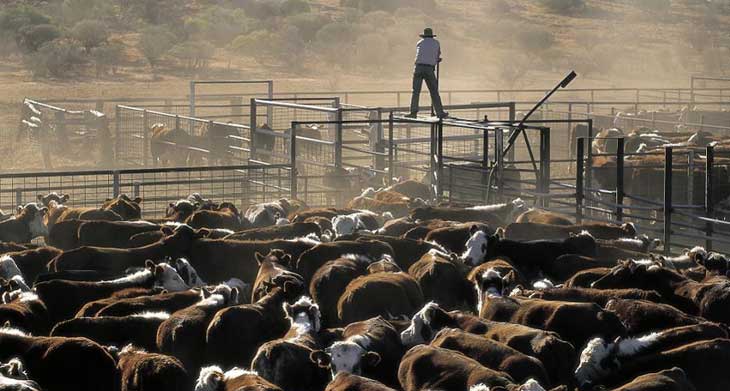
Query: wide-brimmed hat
[[420, 28, 436, 38]]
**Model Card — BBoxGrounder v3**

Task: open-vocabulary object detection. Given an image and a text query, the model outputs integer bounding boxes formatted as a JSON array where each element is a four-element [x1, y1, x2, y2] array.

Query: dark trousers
[[410, 64, 445, 116]]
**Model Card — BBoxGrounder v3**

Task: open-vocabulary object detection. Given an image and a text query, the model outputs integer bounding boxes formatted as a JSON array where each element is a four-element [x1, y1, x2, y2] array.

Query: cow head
[[310, 339, 381, 377], [147, 260, 190, 292], [284, 296, 321, 334], [698, 252, 730, 276], [400, 302, 454, 347], [159, 224, 200, 256], [187, 193, 218, 210], [36, 192, 69, 207], [256, 250, 293, 269], [200, 283, 241, 306], [261, 272, 305, 302], [621, 222, 636, 237], [0, 255, 22, 282], [590, 259, 665, 290], [17, 203, 48, 239], [174, 258, 206, 288], [102, 194, 142, 220], [566, 231, 597, 257], [507, 198, 529, 222], [166, 199, 198, 220], [332, 215, 361, 237], [462, 227, 497, 266]]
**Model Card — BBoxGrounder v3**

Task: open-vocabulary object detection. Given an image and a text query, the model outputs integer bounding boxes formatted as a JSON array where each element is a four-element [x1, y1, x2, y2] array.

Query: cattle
[[590, 260, 726, 319], [93, 288, 202, 317], [48, 224, 199, 275], [44, 200, 123, 231], [375, 217, 419, 237], [0, 243, 35, 255], [397, 344, 515, 391], [0, 357, 41, 391], [187, 237, 317, 285], [325, 372, 396, 391], [337, 271, 424, 325], [408, 250, 474, 311], [604, 299, 706, 335], [310, 316, 403, 387], [205, 278, 305, 367], [462, 230, 597, 281], [430, 327, 549, 386], [37, 192, 69, 207], [605, 367, 695, 391], [410, 203, 518, 228], [332, 211, 382, 237], [384, 180, 431, 200], [309, 256, 370, 327], [51, 312, 169, 352], [515, 208, 573, 226], [225, 222, 321, 241], [340, 233, 444, 271], [503, 222, 636, 241], [290, 208, 360, 224], [245, 199, 295, 228], [423, 223, 492, 254], [251, 250, 303, 302], [1, 247, 61, 285], [76, 220, 161, 249], [575, 336, 730, 391], [595, 235, 661, 254], [115, 344, 191, 391], [36, 261, 189, 322], [0, 203, 48, 243], [195, 366, 283, 391], [347, 195, 423, 218], [186, 202, 248, 231], [0, 289, 49, 336], [47, 219, 85, 250], [150, 123, 192, 166], [478, 295, 626, 350], [157, 283, 240, 373], [252, 296, 329, 391], [100, 194, 143, 220], [543, 255, 617, 283], [523, 287, 663, 307], [162, 199, 198, 223], [0, 325, 119, 391], [468, 259, 525, 301], [295, 240, 394, 284]]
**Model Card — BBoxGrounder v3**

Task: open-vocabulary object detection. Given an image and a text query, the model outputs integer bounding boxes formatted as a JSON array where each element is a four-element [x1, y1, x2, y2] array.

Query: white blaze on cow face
[[326, 337, 372, 376], [195, 366, 258, 391], [462, 230, 490, 266], [332, 215, 359, 237], [469, 384, 490, 391], [0, 256, 22, 281], [154, 263, 191, 292], [284, 296, 322, 336], [24, 203, 48, 238], [475, 269, 503, 313], [400, 301, 439, 347]]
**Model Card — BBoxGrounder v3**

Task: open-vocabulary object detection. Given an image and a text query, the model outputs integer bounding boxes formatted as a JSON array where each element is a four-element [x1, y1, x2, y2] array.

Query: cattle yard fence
[[0, 164, 293, 219]]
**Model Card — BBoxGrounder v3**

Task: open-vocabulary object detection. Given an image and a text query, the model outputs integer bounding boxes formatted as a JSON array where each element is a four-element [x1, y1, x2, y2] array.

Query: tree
[[0, 5, 51, 34], [138, 26, 175, 68], [71, 20, 108, 52], [27, 38, 85, 78], [17, 24, 60, 52], [170, 40, 215, 72], [91, 40, 125, 77]]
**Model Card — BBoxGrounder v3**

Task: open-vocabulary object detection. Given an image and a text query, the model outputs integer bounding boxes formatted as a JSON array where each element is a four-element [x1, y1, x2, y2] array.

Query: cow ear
[[230, 288, 239, 305], [281, 254, 292, 267], [37, 194, 43, 201], [133, 197, 142, 204], [494, 227, 505, 239], [169, 202, 175, 209], [469, 224, 479, 235], [154, 265, 164, 277], [201, 287, 213, 299], [8, 279, 19, 291], [310, 350, 331, 368], [363, 351, 381, 367], [255, 252, 265, 265], [145, 260, 155, 270], [16, 205, 22, 213]]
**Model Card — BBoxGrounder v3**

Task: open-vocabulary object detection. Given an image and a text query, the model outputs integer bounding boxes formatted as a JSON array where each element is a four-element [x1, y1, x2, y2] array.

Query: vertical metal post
[[15, 190, 22, 208], [663, 147, 673, 255], [507, 102, 516, 161], [174, 115, 180, 132], [133, 183, 140, 198], [189, 81, 196, 117], [540, 127, 550, 208], [585, 119, 594, 208], [207, 120, 216, 166], [705, 145, 714, 251], [142, 110, 149, 167], [112, 170, 120, 198], [576, 138, 584, 224], [249, 99, 257, 162], [267, 81, 274, 126], [388, 112, 394, 186], [290, 122, 298, 200], [334, 102, 343, 169], [436, 121, 444, 200], [687, 150, 695, 205], [495, 125, 504, 201], [616, 137, 624, 221]]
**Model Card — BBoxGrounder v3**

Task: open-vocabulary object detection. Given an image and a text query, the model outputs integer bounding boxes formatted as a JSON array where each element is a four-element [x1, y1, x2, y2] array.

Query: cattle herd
[[0, 180, 729, 391]]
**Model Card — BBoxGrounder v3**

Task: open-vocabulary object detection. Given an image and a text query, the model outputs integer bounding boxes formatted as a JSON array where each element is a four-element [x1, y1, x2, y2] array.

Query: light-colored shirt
[[414, 38, 441, 66]]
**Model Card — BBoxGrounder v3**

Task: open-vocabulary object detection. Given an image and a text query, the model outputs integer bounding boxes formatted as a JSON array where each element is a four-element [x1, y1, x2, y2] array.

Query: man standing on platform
[[406, 28, 448, 119]]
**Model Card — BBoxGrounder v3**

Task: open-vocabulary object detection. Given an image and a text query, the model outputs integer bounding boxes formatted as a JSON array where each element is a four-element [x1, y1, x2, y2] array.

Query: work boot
[[404, 113, 417, 118]]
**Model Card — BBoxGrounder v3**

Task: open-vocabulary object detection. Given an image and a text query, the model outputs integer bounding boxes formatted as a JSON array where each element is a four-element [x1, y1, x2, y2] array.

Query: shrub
[[285, 13, 331, 43], [170, 40, 215, 71], [27, 39, 85, 77], [138, 26, 176, 68], [184, 6, 248, 44], [280, 0, 310, 15], [71, 20, 109, 52], [17, 24, 61, 52], [539, 0, 585, 13], [0, 5, 51, 34], [231, 30, 275, 57], [91, 40, 125, 76]]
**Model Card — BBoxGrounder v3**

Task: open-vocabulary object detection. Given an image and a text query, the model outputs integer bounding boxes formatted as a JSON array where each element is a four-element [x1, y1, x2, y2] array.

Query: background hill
[[0, 0, 728, 109]]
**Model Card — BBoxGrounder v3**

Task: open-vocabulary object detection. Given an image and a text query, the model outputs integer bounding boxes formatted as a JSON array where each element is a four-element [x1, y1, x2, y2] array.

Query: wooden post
[[616, 137, 624, 221], [663, 147, 673, 255]]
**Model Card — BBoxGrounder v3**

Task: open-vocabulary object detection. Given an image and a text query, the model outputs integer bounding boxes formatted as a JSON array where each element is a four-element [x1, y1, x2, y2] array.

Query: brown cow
[[0, 203, 48, 243], [150, 123, 191, 166], [51, 312, 169, 352], [195, 366, 282, 391], [115, 345, 190, 391], [408, 250, 473, 311], [338, 271, 424, 325], [504, 222, 637, 241], [515, 208, 573, 225]]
